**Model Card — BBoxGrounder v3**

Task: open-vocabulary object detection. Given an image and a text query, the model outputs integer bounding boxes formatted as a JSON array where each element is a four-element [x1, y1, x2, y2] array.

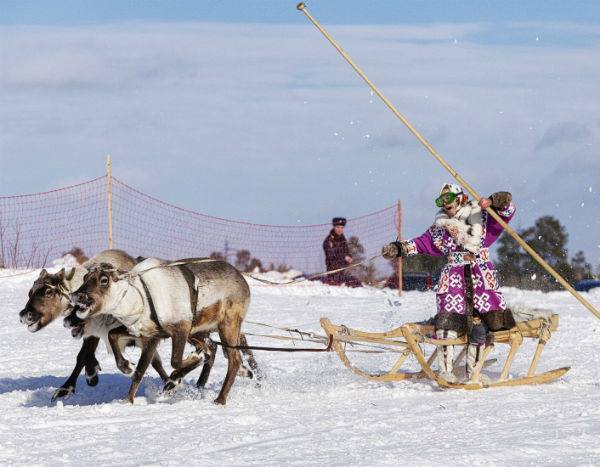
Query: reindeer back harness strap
[[138, 276, 161, 328]]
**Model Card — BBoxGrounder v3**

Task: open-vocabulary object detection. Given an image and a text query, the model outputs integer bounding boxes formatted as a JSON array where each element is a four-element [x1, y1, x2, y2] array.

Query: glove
[[382, 241, 406, 259], [490, 191, 512, 209]]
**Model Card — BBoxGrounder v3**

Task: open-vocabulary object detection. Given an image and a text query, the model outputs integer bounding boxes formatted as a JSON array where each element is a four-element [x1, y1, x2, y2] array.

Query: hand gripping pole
[[296, 2, 600, 320]]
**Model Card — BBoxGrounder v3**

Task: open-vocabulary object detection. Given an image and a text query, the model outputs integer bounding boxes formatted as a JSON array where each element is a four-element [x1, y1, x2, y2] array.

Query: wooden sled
[[321, 313, 570, 389]]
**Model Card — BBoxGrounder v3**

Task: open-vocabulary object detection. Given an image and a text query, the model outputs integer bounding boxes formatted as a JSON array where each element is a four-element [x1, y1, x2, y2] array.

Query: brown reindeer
[[19, 250, 138, 399], [72, 258, 252, 404]]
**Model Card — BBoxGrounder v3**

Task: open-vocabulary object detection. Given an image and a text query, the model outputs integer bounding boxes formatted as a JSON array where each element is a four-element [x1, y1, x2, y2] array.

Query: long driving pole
[[297, 2, 600, 320]]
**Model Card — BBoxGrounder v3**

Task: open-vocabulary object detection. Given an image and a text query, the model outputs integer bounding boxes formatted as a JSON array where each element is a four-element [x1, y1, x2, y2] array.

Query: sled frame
[[321, 314, 570, 389]]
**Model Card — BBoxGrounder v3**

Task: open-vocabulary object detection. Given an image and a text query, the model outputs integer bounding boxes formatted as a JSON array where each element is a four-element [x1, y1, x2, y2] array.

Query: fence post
[[396, 199, 403, 296], [106, 155, 114, 249]]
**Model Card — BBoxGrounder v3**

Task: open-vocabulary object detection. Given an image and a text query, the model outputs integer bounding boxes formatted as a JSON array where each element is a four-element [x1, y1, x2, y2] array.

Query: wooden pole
[[396, 200, 403, 296], [106, 155, 114, 249], [297, 3, 600, 321]]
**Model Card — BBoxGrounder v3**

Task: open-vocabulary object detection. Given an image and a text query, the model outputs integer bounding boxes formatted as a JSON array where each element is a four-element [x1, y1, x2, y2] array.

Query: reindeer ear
[[39, 269, 48, 279], [56, 268, 65, 280]]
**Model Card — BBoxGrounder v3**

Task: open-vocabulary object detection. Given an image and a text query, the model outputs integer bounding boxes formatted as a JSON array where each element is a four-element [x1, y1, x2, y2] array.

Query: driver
[[382, 183, 516, 382]]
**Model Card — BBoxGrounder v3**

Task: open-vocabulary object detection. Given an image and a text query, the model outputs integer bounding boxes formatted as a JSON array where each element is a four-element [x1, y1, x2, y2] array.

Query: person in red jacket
[[322, 217, 361, 287]]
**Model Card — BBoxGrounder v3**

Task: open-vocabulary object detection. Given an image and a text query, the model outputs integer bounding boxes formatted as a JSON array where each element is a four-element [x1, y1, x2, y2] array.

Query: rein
[[9, 253, 383, 289], [244, 254, 383, 286], [112, 255, 383, 287], [116, 258, 217, 280], [212, 334, 334, 353]]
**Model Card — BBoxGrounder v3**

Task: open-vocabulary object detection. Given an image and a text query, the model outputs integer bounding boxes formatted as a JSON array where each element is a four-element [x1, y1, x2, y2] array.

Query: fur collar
[[434, 200, 483, 253]]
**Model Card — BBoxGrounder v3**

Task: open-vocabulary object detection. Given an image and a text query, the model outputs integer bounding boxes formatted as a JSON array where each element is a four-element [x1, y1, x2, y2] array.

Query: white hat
[[440, 183, 463, 196]]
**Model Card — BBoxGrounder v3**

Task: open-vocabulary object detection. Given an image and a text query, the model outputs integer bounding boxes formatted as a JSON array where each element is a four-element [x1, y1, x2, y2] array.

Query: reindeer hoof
[[85, 364, 101, 386], [213, 396, 226, 405], [162, 378, 181, 393], [117, 360, 134, 375], [86, 374, 99, 386], [125, 395, 135, 404], [52, 386, 74, 402], [86, 369, 100, 386], [237, 366, 254, 379]]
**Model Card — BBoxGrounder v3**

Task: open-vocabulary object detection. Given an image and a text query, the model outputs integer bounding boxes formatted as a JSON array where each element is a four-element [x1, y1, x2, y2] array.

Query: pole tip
[[296, 2, 306, 11]]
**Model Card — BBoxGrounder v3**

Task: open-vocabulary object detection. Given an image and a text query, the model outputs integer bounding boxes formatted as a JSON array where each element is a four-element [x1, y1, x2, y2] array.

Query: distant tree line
[[209, 249, 291, 274], [496, 216, 595, 291]]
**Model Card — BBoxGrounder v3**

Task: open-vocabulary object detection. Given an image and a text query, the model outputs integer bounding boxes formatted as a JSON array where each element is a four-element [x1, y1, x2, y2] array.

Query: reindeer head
[[20, 268, 74, 332], [71, 263, 126, 320]]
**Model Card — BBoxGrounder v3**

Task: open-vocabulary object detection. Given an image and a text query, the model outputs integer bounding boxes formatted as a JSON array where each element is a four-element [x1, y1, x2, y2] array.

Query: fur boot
[[436, 329, 458, 383], [466, 319, 487, 382], [466, 343, 482, 381], [466, 344, 491, 384]]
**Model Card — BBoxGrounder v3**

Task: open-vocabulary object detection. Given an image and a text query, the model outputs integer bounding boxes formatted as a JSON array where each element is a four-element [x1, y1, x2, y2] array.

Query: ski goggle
[[435, 192, 459, 208]]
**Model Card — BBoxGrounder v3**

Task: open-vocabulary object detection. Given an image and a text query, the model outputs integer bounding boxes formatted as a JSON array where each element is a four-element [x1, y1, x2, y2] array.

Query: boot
[[466, 318, 488, 382], [436, 329, 458, 383], [466, 343, 490, 383]]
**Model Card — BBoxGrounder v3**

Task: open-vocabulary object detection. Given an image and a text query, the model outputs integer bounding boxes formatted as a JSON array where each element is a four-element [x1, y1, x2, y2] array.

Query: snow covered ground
[[1, 265, 600, 465]]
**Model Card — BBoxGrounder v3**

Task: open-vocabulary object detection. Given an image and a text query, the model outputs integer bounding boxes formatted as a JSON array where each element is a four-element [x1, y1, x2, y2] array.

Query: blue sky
[[3, 1, 600, 26], [1, 1, 600, 267]]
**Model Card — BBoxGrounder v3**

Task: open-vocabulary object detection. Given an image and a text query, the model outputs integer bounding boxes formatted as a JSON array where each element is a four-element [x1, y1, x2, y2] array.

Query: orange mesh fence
[[1, 176, 398, 276], [0, 177, 108, 269]]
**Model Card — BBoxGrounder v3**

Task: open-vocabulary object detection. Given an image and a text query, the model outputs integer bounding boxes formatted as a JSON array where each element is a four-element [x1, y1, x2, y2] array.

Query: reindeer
[[19, 249, 139, 400], [20, 251, 257, 401], [72, 257, 253, 404]]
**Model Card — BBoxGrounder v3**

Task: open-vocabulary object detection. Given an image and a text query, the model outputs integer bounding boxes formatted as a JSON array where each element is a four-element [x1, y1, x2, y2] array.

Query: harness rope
[[239, 331, 395, 354], [6, 253, 384, 289], [115, 254, 383, 285], [243, 254, 383, 286], [213, 334, 334, 353], [242, 320, 408, 354]]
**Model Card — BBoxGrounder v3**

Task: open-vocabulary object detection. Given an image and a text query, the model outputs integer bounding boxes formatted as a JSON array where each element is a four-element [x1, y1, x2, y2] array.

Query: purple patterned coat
[[405, 203, 516, 316]]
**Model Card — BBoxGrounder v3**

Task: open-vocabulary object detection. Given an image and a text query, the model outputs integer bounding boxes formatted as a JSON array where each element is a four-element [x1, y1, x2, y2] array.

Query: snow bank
[[1, 264, 599, 464]]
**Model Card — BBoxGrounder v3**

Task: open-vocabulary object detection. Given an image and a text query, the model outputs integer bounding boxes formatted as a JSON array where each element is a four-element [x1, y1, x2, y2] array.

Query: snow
[[2, 267, 600, 465]]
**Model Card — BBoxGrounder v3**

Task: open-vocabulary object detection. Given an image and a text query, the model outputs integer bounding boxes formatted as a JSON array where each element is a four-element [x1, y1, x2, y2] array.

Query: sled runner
[[321, 312, 570, 389]]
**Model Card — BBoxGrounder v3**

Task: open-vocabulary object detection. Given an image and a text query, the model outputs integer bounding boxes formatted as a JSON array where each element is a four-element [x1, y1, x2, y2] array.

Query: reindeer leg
[[83, 336, 101, 386], [150, 352, 169, 382], [163, 348, 206, 392], [126, 337, 160, 404], [212, 333, 255, 381], [196, 335, 217, 389], [166, 333, 213, 384], [163, 322, 200, 392], [52, 337, 96, 401], [108, 326, 134, 375], [238, 334, 258, 380], [214, 319, 242, 405]]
